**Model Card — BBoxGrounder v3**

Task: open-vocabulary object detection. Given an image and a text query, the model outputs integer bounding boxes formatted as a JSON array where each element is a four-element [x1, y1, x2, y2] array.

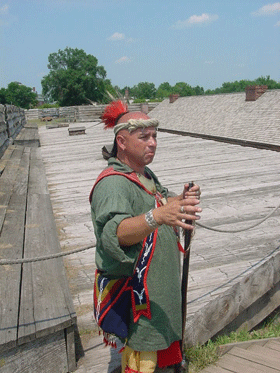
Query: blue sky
[[0, 0, 279, 93]]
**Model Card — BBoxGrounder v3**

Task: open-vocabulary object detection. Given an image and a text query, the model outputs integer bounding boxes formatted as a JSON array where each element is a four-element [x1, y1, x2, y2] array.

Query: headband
[[114, 118, 159, 135]]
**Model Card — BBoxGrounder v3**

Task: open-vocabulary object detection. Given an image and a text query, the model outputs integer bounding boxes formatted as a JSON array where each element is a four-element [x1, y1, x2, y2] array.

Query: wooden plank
[[200, 365, 231, 373], [0, 330, 69, 373], [246, 344, 280, 363], [14, 127, 40, 147], [217, 337, 280, 356], [65, 325, 77, 372], [228, 346, 280, 371], [0, 148, 30, 351], [0, 147, 23, 230], [0, 146, 14, 175], [184, 260, 280, 347], [68, 127, 86, 136], [217, 353, 279, 373], [18, 148, 76, 344], [76, 335, 122, 373], [0, 146, 25, 191], [265, 340, 280, 352]]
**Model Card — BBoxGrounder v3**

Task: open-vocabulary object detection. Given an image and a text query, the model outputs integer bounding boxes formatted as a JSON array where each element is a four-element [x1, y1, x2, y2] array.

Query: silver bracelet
[[145, 209, 159, 229]]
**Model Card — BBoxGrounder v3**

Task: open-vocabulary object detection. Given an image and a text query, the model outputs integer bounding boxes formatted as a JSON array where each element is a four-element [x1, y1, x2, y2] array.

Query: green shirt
[[91, 158, 182, 351]]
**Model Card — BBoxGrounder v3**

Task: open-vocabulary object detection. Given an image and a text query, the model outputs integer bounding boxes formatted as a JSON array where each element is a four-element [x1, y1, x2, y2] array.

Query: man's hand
[[182, 183, 201, 200], [117, 184, 202, 246], [153, 192, 201, 231]]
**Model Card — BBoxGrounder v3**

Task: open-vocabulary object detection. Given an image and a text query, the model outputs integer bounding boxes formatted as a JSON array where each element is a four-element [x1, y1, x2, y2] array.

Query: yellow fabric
[[121, 345, 157, 373]]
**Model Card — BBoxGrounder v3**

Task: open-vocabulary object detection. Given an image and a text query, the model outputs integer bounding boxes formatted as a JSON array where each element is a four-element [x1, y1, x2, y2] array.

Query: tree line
[[0, 82, 38, 109], [1, 47, 279, 109]]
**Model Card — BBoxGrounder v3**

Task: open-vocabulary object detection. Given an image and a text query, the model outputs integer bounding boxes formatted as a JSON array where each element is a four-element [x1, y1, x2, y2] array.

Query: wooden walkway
[[0, 125, 76, 372], [37, 122, 280, 372], [201, 338, 280, 372]]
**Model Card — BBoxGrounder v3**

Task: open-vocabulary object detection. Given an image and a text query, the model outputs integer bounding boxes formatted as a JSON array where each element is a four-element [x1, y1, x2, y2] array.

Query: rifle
[[175, 181, 194, 373]]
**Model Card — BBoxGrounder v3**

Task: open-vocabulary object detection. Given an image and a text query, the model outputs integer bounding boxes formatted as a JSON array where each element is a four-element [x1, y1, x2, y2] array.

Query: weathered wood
[[0, 147, 30, 351], [14, 126, 40, 147], [46, 123, 69, 129], [68, 127, 86, 136], [200, 366, 230, 373], [0, 145, 14, 175], [0, 144, 77, 371], [216, 352, 277, 373], [202, 338, 280, 372], [65, 325, 77, 372], [217, 337, 280, 356], [265, 340, 280, 352], [228, 346, 280, 371], [0, 330, 69, 373], [184, 253, 280, 347], [245, 344, 280, 365], [18, 148, 76, 344]]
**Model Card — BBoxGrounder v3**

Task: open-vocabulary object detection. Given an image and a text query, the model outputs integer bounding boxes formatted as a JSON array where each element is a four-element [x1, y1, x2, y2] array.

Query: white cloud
[[172, 13, 218, 29], [0, 4, 18, 27], [204, 60, 214, 65], [126, 37, 136, 43], [0, 4, 11, 27], [108, 32, 125, 41], [275, 20, 280, 26], [0, 4, 8, 15], [115, 56, 131, 64], [251, 2, 280, 16], [107, 32, 136, 43]]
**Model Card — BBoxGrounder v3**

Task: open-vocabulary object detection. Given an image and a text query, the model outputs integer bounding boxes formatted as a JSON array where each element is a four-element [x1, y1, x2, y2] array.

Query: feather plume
[[102, 100, 128, 129]]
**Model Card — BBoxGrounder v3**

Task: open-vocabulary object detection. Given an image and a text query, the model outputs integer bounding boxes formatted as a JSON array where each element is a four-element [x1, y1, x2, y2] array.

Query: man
[[90, 100, 201, 373]]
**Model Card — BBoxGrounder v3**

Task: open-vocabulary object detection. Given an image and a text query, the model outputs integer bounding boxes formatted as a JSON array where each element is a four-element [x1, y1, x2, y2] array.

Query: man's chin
[[145, 154, 155, 164]]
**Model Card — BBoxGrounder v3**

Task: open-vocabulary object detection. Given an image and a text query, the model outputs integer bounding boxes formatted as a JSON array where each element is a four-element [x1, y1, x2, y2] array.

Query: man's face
[[118, 127, 157, 168]]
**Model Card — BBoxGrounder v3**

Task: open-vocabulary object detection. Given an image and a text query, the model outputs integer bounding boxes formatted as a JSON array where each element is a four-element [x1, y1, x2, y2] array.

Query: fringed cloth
[[122, 341, 182, 372]]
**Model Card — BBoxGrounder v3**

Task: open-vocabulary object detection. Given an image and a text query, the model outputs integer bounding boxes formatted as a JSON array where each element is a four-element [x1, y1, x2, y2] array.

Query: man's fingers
[[179, 213, 201, 221]]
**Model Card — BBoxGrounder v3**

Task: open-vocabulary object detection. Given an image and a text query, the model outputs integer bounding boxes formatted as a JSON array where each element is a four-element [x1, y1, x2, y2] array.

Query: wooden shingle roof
[[149, 89, 280, 148]]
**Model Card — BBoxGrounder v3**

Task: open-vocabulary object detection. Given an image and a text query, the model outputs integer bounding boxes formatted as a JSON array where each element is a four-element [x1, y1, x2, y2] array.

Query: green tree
[[205, 76, 280, 95], [41, 47, 111, 106], [0, 88, 6, 104], [173, 82, 195, 96], [255, 75, 280, 89], [0, 82, 37, 109], [132, 82, 156, 100], [193, 85, 204, 95], [156, 82, 173, 98]]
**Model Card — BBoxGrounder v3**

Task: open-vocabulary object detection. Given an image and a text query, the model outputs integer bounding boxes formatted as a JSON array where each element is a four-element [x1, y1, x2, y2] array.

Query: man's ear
[[116, 133, 126, 151]]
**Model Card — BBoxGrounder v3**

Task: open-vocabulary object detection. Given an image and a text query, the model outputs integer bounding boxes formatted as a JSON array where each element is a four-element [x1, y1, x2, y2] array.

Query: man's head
[[101, 101, 159, 164], [115, 125, 158, 172]]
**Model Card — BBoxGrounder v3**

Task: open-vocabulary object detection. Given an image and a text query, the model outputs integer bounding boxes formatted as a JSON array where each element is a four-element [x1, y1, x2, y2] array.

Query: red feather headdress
[[102, 100, 128, 129]]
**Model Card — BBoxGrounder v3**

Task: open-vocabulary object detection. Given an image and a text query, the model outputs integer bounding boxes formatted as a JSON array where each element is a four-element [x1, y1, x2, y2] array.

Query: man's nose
[[149, 137, 157, 146]]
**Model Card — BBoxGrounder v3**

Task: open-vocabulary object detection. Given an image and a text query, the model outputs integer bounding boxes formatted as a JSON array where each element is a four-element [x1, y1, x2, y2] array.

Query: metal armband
[[145, 209, 159, 229]]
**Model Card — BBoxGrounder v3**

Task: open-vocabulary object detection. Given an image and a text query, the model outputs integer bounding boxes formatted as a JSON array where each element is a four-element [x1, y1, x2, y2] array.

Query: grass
[[185, 309, 280, 372]]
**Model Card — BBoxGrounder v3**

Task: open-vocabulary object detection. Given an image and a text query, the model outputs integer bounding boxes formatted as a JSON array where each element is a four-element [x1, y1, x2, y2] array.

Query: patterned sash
[[93, 229, 158, 340], [130, 229, 158, 322]]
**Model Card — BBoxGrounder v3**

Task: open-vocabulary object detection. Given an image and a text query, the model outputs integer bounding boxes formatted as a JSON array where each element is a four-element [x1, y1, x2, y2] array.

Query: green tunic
[[91, 158, 182, 351]]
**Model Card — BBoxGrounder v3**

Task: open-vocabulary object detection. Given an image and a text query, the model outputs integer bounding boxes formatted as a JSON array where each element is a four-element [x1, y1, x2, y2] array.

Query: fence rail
[[25, 102, 159, 122]]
